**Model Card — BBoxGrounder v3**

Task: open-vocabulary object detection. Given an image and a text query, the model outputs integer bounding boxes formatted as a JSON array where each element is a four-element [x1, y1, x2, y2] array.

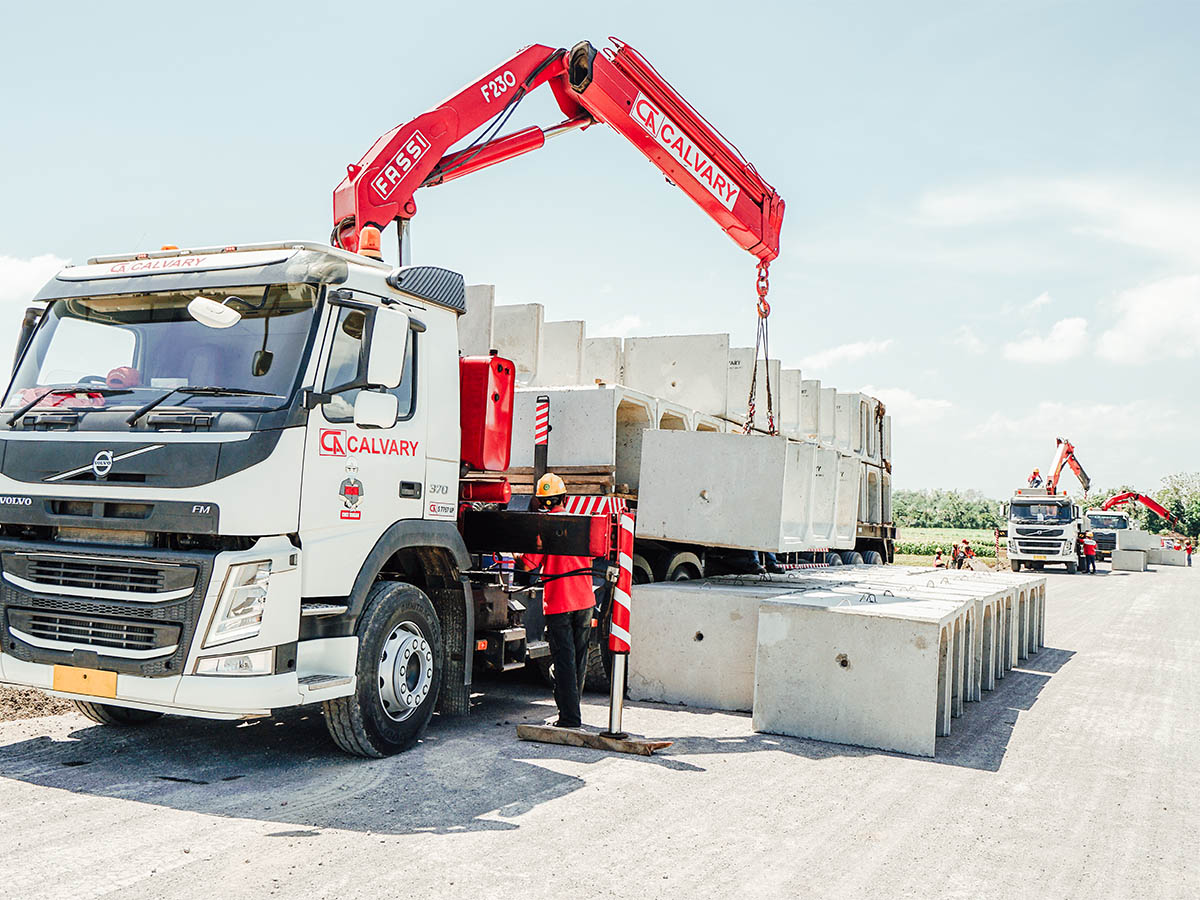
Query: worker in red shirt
[[1082, 532, 1098, 574], [521, 473, 595, 729], [1186, 541, 1193, 567]]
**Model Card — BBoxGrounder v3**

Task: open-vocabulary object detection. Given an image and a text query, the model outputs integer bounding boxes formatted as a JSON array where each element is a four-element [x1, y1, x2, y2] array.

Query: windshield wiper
[[126, 386, 281, 427], [6, 385, 134, 427]]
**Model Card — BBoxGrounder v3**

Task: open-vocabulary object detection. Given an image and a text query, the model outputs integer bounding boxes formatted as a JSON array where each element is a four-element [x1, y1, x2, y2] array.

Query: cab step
[[300, 602, 349, 617], [298, 674, 353, 692]]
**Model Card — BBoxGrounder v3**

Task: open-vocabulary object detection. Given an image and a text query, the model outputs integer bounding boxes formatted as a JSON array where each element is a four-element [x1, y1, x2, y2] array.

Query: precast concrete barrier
[[1112, 550, 1148, 572]]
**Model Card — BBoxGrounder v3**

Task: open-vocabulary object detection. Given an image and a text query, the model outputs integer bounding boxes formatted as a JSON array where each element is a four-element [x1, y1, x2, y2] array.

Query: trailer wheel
[[663, 552, 703, 581], [73, 701, 162, 726], [862, 550, 885, 566], [824, 552, 844, 566], [323, 581, 443, 758], [631, 554, 654, 585], [840, 551, 864, 566]]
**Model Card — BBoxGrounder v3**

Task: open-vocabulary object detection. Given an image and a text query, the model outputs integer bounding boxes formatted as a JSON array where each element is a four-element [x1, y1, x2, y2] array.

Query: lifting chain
[[744, 262, 777, 436]]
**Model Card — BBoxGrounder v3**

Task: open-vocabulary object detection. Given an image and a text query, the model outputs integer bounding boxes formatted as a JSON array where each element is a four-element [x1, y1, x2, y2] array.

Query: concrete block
[[492, 303, 543, 383], [778, 369, 804, 439], [1148, 548, 1187, 566], [1116, 529, 1157, 552], [835, 392, 869, 456], [882, 414, 892, 462], [834, 455, 861, 547], [693, 413, 724, 433], [532, 320, 584, 386], [1112, 549, 1148, 571], [622, 334, 729, 418], [510, 386, 655, 489], [800, 379, 821, 441], [753, 587, 973, 757], [725, 348, 781, 427], [863, 397, 882, 464], [626, 580, 801, 711], [459, 283, 495, 356], [656, 400, 693, 432], [819, 388, 837, 447], [581, 337, 622, 385], [636, 432, 830, 552]]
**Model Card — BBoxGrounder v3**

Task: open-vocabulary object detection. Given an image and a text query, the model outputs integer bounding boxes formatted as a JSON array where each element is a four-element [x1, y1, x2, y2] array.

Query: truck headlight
[[204, 560, 271, 648]]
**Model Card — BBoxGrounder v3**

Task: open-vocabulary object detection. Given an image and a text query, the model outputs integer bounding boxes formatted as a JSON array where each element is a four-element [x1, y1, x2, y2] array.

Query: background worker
[[1186, 540, 1193, 567], [1028, 468, 1043, 487], [520, 473, 595, 730], [1082, 531, 1098, 573], [933, 549, 946, 568]]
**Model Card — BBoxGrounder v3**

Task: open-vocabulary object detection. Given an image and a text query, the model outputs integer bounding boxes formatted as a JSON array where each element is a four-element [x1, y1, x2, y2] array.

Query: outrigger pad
[[516, 723, 673, 756]]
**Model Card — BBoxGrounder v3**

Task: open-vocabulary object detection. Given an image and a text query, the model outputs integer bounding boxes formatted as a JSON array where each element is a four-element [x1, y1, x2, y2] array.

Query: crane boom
[[1047, 437, 1090, 494], [332, 38, 784, 264], [1100, 491, 1180, 529]]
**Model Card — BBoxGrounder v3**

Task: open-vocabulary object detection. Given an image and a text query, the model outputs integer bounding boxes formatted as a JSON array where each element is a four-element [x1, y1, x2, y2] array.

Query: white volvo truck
[[1004, 488, 1083, 573]]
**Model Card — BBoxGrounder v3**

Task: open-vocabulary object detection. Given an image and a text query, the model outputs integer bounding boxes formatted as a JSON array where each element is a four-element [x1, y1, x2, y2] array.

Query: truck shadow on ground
[[0, 650, 1074, 833]]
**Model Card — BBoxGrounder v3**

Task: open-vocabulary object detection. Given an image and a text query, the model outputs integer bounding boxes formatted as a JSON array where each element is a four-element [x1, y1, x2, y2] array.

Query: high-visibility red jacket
[[1083, 538, 1097, 556]]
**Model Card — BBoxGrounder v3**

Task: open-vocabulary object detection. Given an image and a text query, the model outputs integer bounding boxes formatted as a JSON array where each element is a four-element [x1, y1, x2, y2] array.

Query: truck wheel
[[323, 581, 443, 758], [1011, 560, 1021, 572], [840, 551, 864, 566], [862, 550, 885, 566], [631, 554, 654, 585], [73, 701, 162, 726], [824, 552, 844, 566], [1066, 562, 1078, 574], [664, 552, 703, 581]]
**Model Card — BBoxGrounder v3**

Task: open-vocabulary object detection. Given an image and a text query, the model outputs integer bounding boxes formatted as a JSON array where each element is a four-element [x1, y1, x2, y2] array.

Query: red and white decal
[[563, 496, 628, 516], [630, 91, 740, 212], [534, 399, 550, 446], [371, 130, 432, 200], [319, 429, 419, 458], [479, 69, 517, 103], [427, 502, 456, 519]]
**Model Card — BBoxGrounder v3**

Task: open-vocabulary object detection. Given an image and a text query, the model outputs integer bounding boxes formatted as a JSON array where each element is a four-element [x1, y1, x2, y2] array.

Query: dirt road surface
[[0, 564, 1195, 899]]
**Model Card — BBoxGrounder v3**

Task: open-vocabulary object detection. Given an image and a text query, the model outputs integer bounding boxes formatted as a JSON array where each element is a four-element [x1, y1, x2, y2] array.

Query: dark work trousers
[[544, 606, 593, 728], [1086, 555, 1097, 574]]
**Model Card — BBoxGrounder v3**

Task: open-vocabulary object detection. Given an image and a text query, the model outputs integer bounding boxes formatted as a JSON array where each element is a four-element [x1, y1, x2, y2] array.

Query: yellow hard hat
[[536, 472, 567, 498], [1033, 468, 1040, 474]]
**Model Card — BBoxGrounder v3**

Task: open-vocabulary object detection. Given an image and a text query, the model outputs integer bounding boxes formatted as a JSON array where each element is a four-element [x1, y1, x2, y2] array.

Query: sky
[[1, 0, 1197, 498]]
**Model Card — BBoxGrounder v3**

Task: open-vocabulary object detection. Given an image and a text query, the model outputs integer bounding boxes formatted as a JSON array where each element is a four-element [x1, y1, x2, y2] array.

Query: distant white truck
[[1085, 508, 1129, 561], [1004, 488, 1083, 573]]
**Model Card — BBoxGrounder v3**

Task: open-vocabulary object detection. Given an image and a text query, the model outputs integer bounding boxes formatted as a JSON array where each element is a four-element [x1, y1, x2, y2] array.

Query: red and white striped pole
[[533, 395, 550, 482], [603, 510, 635, 738]]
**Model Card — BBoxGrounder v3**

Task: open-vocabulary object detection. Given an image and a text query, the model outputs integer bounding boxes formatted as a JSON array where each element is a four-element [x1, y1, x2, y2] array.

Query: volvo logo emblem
[[92, 450, 114, 478]]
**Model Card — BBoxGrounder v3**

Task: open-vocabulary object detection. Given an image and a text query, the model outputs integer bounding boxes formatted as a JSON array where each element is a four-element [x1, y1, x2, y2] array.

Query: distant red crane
[[1100, 492, 1180, 530]]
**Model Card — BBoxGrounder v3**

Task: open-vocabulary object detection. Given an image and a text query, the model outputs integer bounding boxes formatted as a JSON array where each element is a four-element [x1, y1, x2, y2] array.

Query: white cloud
[[0, 254, 68, 357], [1096, 275, 1200, 363], [591, 314, 642, 338], [916, 178, 1200, 265], [954, 326, 986, 354], [1024, 291, 1052, 313], [798, 339, 892, 371], [1001, 317, 1088, 363], [858, 385, 951, 425]]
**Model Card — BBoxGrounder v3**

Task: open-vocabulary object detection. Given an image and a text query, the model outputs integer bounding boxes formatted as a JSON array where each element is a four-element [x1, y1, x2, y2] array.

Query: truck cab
[[1085, 508, 1129, 561], [0, 241, 487, 756], [1004, 488, 1082, 573]]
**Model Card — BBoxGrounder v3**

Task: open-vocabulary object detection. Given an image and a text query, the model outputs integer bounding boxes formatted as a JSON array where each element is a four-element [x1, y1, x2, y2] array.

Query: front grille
[[1016, 539, 1066, 555], [3, 552, 196, 596], [1095, 534, 1117, 550], [8, 608, 179, 655]]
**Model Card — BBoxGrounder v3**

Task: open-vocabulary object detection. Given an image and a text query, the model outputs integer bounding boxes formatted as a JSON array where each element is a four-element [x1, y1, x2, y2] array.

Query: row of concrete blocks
[[457, 287, 892, 466], [626, 566, 1047, 757]]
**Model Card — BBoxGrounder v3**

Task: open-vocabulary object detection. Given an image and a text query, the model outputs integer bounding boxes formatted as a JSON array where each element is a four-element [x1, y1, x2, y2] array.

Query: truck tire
[[663, 552, 703, 581], [862, 550, 885, 566], [824, 552, 844, 566], [632, 554, 654, 585], [1066, 561, 1078, 574], [73, 701, 162, 726], [840, 551, 864, 566], [1011, 559, 1021, 572], [323, 581, 443, 758]]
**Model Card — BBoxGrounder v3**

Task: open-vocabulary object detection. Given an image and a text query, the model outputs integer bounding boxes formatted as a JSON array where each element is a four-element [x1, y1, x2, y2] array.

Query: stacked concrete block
[[458, 283, 495, 357], [532, 320, 584, 387], [1147, 548, 1187, 566], [621, 334, 730, 418], [1112, 549, 1148, 571], [1116, 529, 1157, 552], [492, 303, 544, 383], [725, 347, 781, 428], [777, 369, 804, 439], [581, 336, 622, 385], [800, 379, 821, 442], [819, 387, 838, 447]]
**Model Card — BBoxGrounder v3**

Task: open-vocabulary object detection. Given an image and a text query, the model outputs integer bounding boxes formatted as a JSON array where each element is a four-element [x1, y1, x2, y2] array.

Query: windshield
[[4, 284, 319, 413], [1010, 502, 1073, 524], [1088, 514, 1128, 530]]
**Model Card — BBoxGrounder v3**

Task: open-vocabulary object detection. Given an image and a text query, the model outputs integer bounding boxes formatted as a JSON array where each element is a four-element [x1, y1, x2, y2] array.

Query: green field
[[896, 527, 1007, 559]]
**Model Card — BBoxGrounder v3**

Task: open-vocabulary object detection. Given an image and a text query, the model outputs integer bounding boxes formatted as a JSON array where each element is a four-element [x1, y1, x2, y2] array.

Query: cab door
[[298, 299, 426, 598]]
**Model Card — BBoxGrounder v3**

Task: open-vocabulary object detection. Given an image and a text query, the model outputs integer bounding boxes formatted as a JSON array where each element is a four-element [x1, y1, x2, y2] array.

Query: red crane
[[1046, 437, 1090, 495], [331, 38, 783, 266], [1100, 492, 1180, 529]]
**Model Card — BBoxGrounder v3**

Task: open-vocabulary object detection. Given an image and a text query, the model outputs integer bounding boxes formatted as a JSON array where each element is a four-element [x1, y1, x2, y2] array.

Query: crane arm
[[1100, 492, 1180, 528], [332, 38, 784, 264], [1047, 437, 1090, 494]]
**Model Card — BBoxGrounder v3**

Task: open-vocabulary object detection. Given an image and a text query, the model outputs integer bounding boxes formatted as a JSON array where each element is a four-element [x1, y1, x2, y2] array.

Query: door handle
[[399, 481, 423, 499]]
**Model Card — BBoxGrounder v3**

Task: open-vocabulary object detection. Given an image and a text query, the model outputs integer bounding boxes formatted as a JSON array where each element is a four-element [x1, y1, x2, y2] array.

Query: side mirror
[[13, 307, 42, 373], [366, 307, 410, 388], [354, 389, 399, 429]]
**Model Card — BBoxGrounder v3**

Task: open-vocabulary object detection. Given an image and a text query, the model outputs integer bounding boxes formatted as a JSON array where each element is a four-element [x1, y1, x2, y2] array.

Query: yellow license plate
[[52, 665, 117, 699], [1033, 555, 1047, 560]]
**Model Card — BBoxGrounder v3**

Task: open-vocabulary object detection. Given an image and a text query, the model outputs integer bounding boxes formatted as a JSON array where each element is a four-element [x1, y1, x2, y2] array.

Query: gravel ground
[[0, 685, 74, 721], [0, 562, 1194, 899]]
